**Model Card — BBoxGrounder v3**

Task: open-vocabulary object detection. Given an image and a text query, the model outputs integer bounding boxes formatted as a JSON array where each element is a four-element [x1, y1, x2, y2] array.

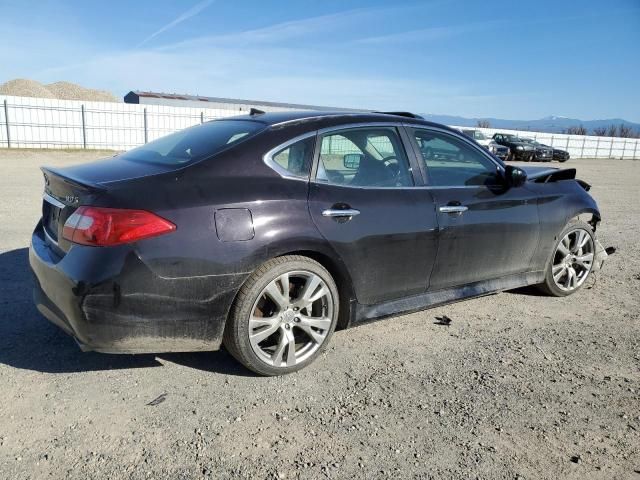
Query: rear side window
[[316, 127, 413, 188], [270, 136, 315, 178], [121, 120, 265, 166]]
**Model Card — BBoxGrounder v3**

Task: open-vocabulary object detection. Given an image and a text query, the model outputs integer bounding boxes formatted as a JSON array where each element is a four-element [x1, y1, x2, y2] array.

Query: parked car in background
[[520, 138, 570, 162], [460, 129, 509, 160], [552, 147, 570, 162], [493, 133, 536, 161], [521, 138, 554, 162], [30, 110, 605, 376]]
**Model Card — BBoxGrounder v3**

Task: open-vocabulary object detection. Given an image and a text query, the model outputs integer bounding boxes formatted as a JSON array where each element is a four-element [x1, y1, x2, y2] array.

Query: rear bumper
[[30, 222, 246, 353]]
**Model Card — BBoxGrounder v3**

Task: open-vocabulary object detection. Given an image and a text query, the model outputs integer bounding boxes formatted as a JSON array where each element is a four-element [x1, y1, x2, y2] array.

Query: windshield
[[121, 120, 265, 166], [473, 131, 487, 140], [504, 135, 524, 142]]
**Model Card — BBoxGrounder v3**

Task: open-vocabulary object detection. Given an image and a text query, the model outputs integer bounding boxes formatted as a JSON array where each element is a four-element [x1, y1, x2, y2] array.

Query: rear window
[[121, 120, 265, 166]]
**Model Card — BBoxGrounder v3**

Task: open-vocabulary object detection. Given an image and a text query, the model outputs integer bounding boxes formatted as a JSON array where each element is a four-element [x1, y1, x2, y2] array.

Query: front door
[[308, 125, 438, 305], [408, 127, 540, 290]]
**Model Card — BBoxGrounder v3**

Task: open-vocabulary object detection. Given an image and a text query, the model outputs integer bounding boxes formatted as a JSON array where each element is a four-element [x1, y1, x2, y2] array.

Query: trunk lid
[[40, 156, 180, 254]]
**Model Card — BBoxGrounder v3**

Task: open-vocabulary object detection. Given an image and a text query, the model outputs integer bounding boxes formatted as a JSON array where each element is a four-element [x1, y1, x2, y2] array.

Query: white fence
[[453, 125, 640, 160], [1, 94, 638, 158]]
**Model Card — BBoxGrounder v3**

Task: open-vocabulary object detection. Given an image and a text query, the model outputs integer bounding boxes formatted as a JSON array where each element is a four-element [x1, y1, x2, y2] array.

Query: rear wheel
[[223, 255, 339, 376], [538, 220, 595, 296]]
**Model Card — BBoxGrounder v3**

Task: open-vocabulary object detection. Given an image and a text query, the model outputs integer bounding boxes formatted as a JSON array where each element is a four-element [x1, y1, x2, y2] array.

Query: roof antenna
[[249, 108, 266, 116]]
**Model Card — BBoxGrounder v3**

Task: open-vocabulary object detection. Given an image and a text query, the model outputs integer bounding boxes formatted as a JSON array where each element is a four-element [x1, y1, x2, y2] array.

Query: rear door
[[308, 125, 438, 305], [407, 126, 540, 290]]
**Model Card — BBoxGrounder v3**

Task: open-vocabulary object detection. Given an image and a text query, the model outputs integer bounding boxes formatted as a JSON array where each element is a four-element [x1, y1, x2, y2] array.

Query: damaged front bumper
[[592, 239, 608, 273], [29, 224, 247, 354]]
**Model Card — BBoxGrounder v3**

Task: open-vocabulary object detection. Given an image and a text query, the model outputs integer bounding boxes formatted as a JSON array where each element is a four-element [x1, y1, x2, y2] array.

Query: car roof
[[217, 110, 458, 133]]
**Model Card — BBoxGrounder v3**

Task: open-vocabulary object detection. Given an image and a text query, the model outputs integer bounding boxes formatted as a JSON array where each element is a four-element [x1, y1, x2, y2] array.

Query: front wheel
[[223, 255, 339, 376], [538, 220, 596, 296]]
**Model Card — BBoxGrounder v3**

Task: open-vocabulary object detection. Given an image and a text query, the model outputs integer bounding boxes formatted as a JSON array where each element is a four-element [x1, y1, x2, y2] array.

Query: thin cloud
[[155, 5, 412, 51], [138, 0, 215, 47], [356, 21, 504, 45]]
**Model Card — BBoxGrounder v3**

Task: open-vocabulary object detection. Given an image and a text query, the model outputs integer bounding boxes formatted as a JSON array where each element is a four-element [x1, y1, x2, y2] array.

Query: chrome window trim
[[262, 131, 317, 181], [43, 192, 66, 209]]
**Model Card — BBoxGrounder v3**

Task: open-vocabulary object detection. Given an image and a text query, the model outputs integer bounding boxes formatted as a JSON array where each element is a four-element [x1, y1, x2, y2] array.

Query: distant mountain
[[421, 114, 640, 134]]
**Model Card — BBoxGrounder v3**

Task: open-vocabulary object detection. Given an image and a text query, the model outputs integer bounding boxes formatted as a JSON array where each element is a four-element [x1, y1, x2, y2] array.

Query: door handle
[[322, 208, 361, 218], [439, 205, 468, 214]]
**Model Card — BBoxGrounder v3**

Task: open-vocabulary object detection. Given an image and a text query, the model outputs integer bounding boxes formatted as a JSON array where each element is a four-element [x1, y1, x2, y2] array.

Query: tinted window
[[414, 129, 500, 187], [271, 136, 315, 178], [121, 120, 265, 166], [317, 127, 413, 187]]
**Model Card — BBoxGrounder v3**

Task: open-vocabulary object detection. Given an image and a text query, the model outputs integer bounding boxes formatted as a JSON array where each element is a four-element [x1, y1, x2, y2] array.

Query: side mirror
[[343, 153, 363, 169], [505, 165, 527, 187]]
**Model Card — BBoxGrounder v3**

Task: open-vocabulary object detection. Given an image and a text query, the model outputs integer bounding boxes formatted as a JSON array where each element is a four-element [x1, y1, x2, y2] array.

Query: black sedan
[[30, 111, 605, 375], [553, 147, 570, 162], [493, 133, 536, 161], [524, 140, 570, 162]]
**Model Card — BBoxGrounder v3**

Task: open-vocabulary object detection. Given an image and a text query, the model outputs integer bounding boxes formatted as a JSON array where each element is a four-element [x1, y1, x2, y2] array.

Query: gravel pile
[[0, 78, 118, 102]]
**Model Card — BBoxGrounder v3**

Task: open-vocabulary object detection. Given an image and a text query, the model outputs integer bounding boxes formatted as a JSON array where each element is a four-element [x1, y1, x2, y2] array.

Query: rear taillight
[[62, 207, 176, 246]]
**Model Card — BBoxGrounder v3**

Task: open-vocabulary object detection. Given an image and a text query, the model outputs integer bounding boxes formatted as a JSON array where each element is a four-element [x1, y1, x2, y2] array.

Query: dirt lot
[[0, 149, 638, 480]]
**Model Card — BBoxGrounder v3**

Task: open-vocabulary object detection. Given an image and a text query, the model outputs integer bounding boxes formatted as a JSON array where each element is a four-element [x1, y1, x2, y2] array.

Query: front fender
[[528, 180, 601, 271]]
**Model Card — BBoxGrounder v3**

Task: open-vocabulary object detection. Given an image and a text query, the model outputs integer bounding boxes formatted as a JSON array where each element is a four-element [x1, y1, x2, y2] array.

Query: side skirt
[[351, 271, 545, 326]]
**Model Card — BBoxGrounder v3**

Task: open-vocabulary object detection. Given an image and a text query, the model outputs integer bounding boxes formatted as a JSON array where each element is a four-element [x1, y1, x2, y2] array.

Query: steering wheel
[[381, 155, 400, 177]]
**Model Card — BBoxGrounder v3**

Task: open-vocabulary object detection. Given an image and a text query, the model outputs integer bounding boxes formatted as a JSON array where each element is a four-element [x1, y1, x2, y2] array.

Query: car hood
[[520, 166, 576, 182]]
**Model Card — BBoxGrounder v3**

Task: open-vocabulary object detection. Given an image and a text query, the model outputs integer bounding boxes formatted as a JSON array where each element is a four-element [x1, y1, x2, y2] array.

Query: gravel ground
[[0, 150, 638, 480]]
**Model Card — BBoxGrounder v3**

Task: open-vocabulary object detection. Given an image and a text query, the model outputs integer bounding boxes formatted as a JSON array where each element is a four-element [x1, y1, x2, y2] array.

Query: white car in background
[[460, 129, 509, 160]]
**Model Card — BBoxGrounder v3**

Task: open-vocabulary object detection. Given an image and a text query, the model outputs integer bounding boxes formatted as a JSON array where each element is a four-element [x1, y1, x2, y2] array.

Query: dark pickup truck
[[493, 133, 536, 161]]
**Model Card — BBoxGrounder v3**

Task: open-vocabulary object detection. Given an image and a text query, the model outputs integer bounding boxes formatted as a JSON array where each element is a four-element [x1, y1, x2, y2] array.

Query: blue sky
[[1, 0, 639, 121]]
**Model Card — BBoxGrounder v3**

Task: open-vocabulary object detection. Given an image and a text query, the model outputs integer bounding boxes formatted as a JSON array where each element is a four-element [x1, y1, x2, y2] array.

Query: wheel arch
[[270, 249, 356, 330], [225, 241, 357, 332]]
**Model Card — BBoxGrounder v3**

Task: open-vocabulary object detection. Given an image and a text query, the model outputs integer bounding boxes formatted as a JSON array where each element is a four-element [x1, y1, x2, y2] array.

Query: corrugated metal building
[[124, 91, 360, 113]]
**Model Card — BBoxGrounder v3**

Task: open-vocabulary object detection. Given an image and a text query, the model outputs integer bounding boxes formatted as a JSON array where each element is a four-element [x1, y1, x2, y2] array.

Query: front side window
[[271, 136, 315, 178], [316, 127, 413, 187], [122, 120, 265, 166], [414, 129, 500, 187]]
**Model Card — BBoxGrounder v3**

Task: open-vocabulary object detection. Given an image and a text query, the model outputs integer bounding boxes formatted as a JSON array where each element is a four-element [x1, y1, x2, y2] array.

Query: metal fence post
[[143, 108, 148, 144], [633, 139, 638, 160], [200, 111, 204, 124], [595, 137, 600, 158], [3, 99, 10, 148], [581, 136, 586, 159], [565, 135, 570, 152], [608, 138, 614, 159], [81, 104, 87, 149], [621, 140, 627, 159]]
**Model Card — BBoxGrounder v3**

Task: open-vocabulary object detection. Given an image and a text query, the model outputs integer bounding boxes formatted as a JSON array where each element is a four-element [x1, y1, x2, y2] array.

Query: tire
[[537, 220, 596, 297], [223, 255, 339, 376]]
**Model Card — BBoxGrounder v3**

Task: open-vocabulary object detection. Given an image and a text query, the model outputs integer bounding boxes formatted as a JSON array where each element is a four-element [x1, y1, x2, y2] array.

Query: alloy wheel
[[551, 228, 594, 292], [248, 270, 334, 368]]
